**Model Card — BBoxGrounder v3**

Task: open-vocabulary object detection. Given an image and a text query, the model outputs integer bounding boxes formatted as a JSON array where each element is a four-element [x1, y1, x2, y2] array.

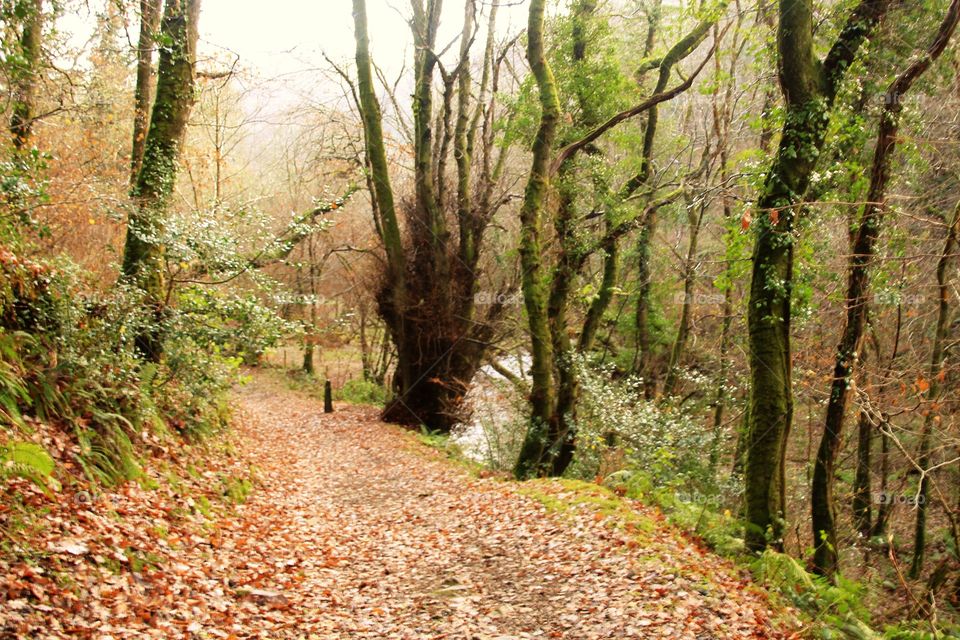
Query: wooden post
[[324, 380, 334, 413]]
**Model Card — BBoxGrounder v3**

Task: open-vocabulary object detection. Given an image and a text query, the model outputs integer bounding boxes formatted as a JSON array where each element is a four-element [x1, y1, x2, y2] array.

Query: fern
[[75, 420, 141, 486], [755, 550, 879, 639], [0, 440, 57, 494], [0, 331, 32, 428]]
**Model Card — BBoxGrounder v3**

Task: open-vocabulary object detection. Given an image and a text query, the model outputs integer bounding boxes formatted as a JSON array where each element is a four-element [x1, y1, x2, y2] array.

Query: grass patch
[[519, 478, 657, 542], [336, 378, 386, 405], [222, 475, 253, 504], [407, 426, 498, 479], [271, 368, 387, 407]]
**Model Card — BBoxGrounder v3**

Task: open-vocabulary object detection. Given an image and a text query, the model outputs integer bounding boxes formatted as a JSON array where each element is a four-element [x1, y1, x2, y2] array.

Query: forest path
[[216, 374, 791, 639]]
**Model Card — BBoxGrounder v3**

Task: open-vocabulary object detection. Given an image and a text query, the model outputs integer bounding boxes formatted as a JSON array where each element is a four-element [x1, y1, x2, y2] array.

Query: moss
[[149, 524, 169, 539], [126, 547, 162, 574], [223, 476, 252, 504], [520, 478, 656, 539], [194, 495, 212, 517]]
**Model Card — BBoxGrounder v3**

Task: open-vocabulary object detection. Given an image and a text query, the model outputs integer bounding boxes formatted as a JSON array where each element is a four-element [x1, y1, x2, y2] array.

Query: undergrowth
[[0, 160, 288, 500], [278, 367, 387, 407]]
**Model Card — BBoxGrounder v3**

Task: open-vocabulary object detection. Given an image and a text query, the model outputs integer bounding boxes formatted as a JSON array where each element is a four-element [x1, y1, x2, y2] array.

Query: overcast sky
[[197, 0, 529, 88]]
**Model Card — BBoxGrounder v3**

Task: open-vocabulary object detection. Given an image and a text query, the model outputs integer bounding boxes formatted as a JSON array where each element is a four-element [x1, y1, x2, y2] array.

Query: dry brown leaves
[[0, 374, 799, 639]]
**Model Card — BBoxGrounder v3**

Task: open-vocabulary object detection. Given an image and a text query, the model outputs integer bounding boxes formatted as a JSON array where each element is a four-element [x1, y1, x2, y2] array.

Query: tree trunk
[[513, 0, 560, 479], [9, 0, 43, 150], [516, 1, 724, 476], [852, 402, 873, 537], [120, 0, 202, 361], [516, 0, 622, 477], [353, 0, 497, 432], [811, 0, 958, 576], [634, 209, 658, 399], [131, 0, 163, 187], [910, 198, 960, 578], [744, 0, 891, 552], [303, 343, 315, 375], [663, 202, 705, 396]]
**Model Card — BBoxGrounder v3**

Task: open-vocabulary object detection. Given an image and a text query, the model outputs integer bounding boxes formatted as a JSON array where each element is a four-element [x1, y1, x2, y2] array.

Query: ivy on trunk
[[743, 0, 893, 552]]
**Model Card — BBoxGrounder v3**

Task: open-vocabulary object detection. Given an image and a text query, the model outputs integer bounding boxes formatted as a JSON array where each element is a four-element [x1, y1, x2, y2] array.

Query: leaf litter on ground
[[0, 372, 800, 639]]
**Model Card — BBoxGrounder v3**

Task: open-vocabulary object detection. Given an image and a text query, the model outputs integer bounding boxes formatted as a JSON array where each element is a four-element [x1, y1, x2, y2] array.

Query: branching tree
[[811, 0, 960, 577], [121, 0, 202, 359], [742, 0, 893, 552], [351, 0, 512, 432], [513, 0, 725, 478]]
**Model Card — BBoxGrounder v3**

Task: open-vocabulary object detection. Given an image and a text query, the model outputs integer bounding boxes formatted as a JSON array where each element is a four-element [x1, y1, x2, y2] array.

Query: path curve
[[214, 376, 791, 639]]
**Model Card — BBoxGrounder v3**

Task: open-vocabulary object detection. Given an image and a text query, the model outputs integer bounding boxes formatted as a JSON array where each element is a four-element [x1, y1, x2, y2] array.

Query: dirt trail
[[214, 376, 791, 639], [1, 374, 793, 639]]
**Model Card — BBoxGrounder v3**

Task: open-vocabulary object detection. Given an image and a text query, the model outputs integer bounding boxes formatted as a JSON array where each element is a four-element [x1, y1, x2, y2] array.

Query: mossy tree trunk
[[811, 0, 959, 577], [121, 0, 202, 361], [910, 198, 960, 578], [353, 0, 503, 432], [513, 0, 560, 479], [8, 0, 43, 150], [351, 0, 407, 393], [543, 0, 602, 477], [130, 0, 163, 187], [743, 0, 892, 552], [515, 2, 724, 477]]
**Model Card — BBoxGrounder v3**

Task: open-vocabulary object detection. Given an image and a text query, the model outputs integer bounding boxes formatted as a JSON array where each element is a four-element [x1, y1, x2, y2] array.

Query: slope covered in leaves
[[2, 374, 795, 638]]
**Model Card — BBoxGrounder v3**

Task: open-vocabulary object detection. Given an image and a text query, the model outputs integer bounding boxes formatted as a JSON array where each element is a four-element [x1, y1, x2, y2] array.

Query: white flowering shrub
[[568, 355, 715, 492], [0, 248, 292, 483]]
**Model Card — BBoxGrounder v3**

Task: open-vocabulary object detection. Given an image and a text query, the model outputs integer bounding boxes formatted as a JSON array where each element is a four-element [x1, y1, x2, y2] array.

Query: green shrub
[[0, 331, 31, 428], [223, 475, 253, 504], [0, 246, 277, 483], [755, 550, 878, 639], [567, 355, 716, 492], [337, 378, 386, 405], [175, 286, 296, 366], [0, 157, 303, 490]]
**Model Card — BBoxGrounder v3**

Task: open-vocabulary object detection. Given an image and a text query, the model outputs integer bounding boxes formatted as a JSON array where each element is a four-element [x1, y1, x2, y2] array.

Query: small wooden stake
[[324, 380, 334, 413]]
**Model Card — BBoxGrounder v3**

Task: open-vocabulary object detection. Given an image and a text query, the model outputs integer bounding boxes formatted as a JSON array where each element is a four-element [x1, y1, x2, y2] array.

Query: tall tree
[[130, 0, 164, 187], [351, 0, 508, 432], [742, 0, 892, 552], [513, 0, 560, 478], [514, 3, 722, 477], [120, 0, 202, 359], [811, 0, 960, 577], [8, 0, 43, 150], [910, 198, 960, 578]]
